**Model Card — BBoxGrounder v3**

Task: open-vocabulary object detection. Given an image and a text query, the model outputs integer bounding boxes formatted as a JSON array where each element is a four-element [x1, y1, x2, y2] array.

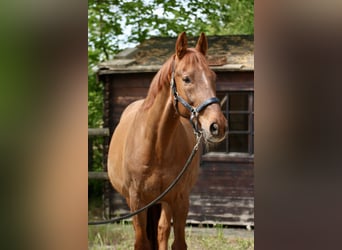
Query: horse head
[[171, 32, 227, 143]]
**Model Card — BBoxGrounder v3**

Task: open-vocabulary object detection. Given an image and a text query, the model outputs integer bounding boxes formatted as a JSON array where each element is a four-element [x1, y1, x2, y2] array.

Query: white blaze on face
[[201, 71, 214, 96], [201, 71, 209, 86], [198, 71, 212, 137]]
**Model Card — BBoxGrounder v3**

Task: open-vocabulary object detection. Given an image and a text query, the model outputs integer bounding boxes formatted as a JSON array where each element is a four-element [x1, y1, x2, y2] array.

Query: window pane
[[216, 93, 226, 103], [229, 134, 249, 153], [207, 139, 226, 153], [229, 114, 248, 131], [229, 93, 248, 111]]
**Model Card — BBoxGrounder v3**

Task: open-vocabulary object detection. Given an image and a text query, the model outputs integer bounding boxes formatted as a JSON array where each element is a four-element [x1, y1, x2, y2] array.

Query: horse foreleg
[[171, 197, 189, 250], [129, 193, 151, 250], [158, 202, 172, 250], [132, 212, 152, 250]]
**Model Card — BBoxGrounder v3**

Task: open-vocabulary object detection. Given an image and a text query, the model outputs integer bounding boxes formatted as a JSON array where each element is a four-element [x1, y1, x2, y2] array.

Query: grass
[[88, 222, 254, 250]]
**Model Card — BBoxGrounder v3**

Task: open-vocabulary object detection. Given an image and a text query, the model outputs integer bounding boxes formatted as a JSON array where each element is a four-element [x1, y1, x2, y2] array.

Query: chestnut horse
[[107, 32, 227, 250]]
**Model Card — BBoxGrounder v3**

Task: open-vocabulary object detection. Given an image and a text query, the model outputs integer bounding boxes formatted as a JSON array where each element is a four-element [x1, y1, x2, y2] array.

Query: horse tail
[[146, 203, 161, 250]]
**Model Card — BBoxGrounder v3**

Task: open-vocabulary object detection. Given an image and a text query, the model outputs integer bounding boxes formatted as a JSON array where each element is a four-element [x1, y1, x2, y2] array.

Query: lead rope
[[88, 132, 203, 225]]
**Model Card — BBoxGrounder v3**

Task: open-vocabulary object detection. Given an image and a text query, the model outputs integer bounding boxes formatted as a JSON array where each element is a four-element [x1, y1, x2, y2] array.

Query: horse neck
[[142, 80, 179, 158]]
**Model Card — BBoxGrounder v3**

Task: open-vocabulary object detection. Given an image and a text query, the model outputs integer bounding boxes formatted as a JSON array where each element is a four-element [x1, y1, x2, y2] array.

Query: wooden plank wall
[[188, 160, 254, 226], [102, 71, 254, 226]]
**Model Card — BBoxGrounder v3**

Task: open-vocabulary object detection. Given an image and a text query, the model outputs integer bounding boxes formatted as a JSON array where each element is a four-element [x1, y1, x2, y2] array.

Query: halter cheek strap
[[170, 69, 220, 136]]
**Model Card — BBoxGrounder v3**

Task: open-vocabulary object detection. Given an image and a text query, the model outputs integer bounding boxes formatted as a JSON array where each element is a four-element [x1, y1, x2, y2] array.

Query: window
[[206, 91, 254, 157]]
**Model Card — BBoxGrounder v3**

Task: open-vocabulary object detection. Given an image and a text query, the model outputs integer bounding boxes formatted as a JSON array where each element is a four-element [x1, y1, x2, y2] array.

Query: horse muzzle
[[198, 105, 228, 144]]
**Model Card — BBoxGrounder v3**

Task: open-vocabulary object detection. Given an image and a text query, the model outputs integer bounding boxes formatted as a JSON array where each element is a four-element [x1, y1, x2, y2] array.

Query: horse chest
[[137, 153, 199, 197]]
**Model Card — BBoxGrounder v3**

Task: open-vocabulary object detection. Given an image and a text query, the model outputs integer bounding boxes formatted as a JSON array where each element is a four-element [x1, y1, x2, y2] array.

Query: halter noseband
[[170, 63, 220, 136]]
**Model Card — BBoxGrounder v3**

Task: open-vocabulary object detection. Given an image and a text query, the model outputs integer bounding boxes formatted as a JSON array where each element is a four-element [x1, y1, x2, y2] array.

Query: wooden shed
[[97, 34, 254, 227]]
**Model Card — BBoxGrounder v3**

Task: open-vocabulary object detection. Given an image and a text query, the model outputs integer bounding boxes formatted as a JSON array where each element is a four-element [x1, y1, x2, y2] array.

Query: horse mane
[[143, 55, 175, 110]]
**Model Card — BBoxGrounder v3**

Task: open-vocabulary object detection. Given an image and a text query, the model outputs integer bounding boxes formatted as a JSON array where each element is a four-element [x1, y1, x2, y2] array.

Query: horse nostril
[[210, 123, 219, 136]]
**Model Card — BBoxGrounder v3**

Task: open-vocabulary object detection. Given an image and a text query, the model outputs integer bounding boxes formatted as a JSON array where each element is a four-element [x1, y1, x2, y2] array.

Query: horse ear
[[175, 32, 188, 59], [195, 32, 208, 56]]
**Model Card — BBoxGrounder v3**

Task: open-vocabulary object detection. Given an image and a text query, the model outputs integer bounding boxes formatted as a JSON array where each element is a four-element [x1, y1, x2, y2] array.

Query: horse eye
[[182, 76, 191, 84]]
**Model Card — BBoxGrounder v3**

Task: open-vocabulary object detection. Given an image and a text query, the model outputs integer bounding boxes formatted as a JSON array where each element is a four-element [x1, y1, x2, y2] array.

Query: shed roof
[[98, 34, 254, 74]]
